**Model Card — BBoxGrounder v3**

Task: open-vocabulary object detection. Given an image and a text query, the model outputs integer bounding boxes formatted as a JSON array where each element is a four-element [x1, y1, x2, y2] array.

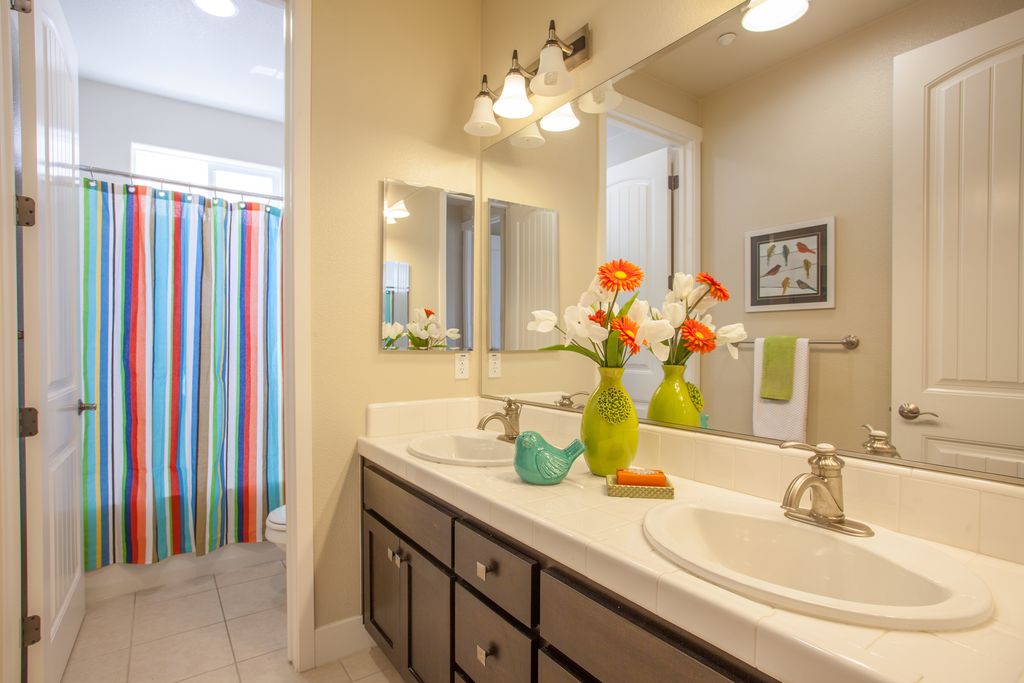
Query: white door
[[892, 7, 1024, 474], [607, 147, 671, 409], [17, 0, 85, 680], [503, 205, 559, 350]]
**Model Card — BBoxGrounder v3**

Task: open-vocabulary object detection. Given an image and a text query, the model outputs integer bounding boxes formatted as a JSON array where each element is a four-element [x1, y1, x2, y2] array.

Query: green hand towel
[[760, 336, 797, 401]]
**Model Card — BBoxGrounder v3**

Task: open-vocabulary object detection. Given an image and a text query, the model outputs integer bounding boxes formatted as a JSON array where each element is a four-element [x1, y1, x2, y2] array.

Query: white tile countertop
[[358, 431, 1024, 683]]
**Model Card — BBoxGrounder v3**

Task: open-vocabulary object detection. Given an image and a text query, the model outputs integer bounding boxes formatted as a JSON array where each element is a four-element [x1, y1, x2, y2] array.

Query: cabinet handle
[[386, 547, 394, 563], [393, 550, 405, 568], [475, 560, 495, 581], [476, 644, 494, 667]]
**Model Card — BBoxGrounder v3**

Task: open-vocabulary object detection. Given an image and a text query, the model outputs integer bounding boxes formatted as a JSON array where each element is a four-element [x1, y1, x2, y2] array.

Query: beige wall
[[481, 114, 599, 396], [384, 187, 444, 318], [615, 71, 702, 126], [309, 0, 480, 627], [698, 0, 1024, 451]]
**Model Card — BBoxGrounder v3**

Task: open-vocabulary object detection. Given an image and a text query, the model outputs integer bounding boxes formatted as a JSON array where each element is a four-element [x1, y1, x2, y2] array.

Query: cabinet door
[[398, 542, 453, 683], [363, 512, 403, 664]]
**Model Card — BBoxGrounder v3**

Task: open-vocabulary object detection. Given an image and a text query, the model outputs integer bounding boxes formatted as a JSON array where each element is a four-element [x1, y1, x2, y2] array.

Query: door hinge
[[22, 615, 40, 647], [15, 195, 36, 226], [9, 0, 32, 14], [19, 407, 38, 438], [668, 175, 680, 191]]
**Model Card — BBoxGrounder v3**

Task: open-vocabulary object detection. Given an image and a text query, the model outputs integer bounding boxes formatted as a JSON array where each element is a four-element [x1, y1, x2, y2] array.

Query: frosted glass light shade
[[741, 0, 809, 32], [540, 103, 579, 132], [530, 43, 574, 97], [577, 83, 623, 114], [493, 72, 533, 119], [464, 94, 501, 136], [510, 122, 545, 149], [193, 0, 238, 18]]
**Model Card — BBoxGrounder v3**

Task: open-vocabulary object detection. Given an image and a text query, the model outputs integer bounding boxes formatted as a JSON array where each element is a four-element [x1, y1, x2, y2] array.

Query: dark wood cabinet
[[361, 459, 775, 683]]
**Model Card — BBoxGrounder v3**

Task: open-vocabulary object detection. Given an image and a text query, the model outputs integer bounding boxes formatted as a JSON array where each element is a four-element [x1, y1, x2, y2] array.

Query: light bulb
[[539, 103, 579, 132], [530, 43, 574, 97], [192, 0, 238, 18], [510, 122, 545, 149], [741, 0, 809, 32]]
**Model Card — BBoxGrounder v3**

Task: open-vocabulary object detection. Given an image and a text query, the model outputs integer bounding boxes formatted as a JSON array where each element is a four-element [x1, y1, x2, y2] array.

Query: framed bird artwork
[[744, 217, 835, 312]]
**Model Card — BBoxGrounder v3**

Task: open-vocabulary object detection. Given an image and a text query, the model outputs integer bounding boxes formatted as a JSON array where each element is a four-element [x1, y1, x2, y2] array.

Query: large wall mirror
[[382, 179, 474, 351], [481, 0, 1024, 482]]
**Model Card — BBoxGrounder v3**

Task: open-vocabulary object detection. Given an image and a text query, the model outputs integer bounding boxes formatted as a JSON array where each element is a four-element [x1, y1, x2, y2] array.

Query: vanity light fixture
[[463, 76, 501, 137], [530, 20, 576, 97], [539, 102, 580, 132], [492, 50, 534, 119], [741, 0, 809, 32], [193, 0, 238, 18], [577, 82, 623, 114], [510, 122, 546, 149]]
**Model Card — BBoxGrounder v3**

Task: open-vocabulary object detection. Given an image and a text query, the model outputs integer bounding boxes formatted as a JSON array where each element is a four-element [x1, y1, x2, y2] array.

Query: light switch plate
[[455, 353, 470, 380], [487, 353, 501, 378]]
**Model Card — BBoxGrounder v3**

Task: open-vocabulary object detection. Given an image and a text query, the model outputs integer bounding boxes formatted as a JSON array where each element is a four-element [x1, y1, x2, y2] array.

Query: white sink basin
[[407, 430, 515, 467], [643, 496, 992, 630]]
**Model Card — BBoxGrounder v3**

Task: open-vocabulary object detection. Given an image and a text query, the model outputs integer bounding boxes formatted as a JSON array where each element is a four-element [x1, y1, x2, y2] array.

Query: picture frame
[[744, 217, 835, 312]]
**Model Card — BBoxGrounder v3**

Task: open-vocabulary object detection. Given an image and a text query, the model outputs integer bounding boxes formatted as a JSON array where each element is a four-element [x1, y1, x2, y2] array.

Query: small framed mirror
[[381, 179, 474, 351]]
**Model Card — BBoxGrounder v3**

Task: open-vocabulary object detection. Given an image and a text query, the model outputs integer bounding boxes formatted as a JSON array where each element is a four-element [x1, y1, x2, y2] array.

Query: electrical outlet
[[487, 353, 502, 378], [454, 353, 470, 380]]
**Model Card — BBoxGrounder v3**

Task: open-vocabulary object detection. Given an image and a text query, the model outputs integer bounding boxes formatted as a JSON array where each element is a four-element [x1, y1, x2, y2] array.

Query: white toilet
[[266, 505, 287, 555]]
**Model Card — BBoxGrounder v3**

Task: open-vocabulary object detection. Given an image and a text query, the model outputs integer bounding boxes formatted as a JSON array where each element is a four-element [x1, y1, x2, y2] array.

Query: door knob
[[897, 403, 938, 420]]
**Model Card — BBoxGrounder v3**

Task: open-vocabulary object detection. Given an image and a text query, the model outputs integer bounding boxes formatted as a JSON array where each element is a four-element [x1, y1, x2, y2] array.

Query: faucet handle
[[780, 441, 837, 456], [503, 397, 522, 416], [861, 424, 886, 438]]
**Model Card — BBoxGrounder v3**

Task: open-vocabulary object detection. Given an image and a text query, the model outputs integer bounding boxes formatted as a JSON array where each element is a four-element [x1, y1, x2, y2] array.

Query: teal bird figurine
[[514, 432, 585, 485]]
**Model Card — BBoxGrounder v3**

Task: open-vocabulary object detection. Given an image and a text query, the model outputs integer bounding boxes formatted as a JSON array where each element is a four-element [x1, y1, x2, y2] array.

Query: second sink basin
[[407, 430, 515, 467], [643, 495, 992, 630]]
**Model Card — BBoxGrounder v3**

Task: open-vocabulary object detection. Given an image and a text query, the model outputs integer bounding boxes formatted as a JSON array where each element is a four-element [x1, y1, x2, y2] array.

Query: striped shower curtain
[[80, 180, 284, 570]]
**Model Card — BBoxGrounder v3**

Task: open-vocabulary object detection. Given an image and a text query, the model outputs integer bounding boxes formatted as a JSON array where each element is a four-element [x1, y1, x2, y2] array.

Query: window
[[130, 143, 282, 204]]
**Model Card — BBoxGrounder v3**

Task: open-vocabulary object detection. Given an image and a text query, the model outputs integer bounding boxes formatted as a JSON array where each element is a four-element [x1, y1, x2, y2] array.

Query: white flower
[[661, 301, 687, 328], [526, 310, 557, 333], [563, 305, 608, 346], [692, 293, 717, 315], [381, 321, 404, 340], [630, 299, 651, 324], [668, 273, 695, 303], [650, 340, 670, 362], [446, 328, 461, 340], [715, 323, 747, 360], [579, 277, 614, 307]]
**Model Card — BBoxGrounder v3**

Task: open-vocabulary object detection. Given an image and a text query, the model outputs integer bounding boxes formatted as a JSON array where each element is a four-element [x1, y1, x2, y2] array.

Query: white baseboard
[[85, 542, 284, 606], [314, 615, 374, 667]]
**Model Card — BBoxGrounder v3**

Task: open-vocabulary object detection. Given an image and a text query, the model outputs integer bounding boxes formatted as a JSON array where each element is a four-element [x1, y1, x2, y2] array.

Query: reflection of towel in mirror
[[753, 338, 809, 442]]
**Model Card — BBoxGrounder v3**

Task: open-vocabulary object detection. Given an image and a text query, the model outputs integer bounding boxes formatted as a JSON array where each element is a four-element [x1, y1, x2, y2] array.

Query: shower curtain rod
[[77, 164, 284, 201]]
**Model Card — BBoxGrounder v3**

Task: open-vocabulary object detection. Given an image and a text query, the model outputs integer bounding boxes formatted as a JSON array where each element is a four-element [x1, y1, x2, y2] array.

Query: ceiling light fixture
[[463, 76, 501, 137], [741, 0, 809, 32], [530, 21, 575, 97], [577, 82, 623, 114], [193, 0, 239, 19], [492, 50, 534, 120], [539, 102, 579, 132]]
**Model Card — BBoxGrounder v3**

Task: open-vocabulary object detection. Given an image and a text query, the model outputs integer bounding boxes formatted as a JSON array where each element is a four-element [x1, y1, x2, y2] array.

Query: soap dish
[[605, 475, 675, 499]]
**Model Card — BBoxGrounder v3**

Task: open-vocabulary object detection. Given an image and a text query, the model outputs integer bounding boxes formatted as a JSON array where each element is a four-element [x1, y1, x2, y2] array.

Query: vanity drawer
[[454, 520, 537, 626], [455, 584, 534, 683], [540, 570, 733, 683], [538, 648, 590, 683], [362, 465, 454, 566]]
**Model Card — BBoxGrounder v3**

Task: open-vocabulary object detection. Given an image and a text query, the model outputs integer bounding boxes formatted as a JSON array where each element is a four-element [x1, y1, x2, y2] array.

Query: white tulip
[[638, 318, 675, 347], [381, 322, 404, 340], [526, 310, 557, 333], [651, 340, 671, 362], [631, 299, 651, 324], [662, 301, 687, 328], [579, 277, 614, 307], [716, 323, 748, 359], [446, 328, 461, 340], [669, 273, 695, 303]]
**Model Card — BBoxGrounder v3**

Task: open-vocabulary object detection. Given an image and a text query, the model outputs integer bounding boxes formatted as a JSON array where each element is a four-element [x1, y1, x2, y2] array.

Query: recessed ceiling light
[[193, 0, 238, 19], [741, 0, 809, 32]]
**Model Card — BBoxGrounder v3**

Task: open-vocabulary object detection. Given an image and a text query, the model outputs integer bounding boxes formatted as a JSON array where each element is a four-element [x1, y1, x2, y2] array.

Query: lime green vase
[[647, 364, 701, 428], [580, 367, 639, 476]]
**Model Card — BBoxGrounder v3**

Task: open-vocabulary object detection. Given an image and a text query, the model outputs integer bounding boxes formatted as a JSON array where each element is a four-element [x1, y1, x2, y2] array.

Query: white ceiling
[[61, 0, 285, 121]]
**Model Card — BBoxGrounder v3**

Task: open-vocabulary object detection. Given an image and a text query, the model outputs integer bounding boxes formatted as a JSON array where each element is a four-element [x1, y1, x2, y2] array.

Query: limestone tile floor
[[61, 560, 401, 683]]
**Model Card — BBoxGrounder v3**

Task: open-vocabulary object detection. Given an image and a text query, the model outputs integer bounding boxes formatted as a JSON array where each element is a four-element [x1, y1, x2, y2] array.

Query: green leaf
[[540, 344, 602, 365], [618, 291, 640, 318]]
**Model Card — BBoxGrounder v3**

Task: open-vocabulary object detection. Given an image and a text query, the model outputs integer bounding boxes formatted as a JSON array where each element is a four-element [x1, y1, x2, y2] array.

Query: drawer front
[[363, 465, 454, 566], [455, 584, 533, 683], [540, 571, 732, 683], [454, 520, 537, 626], [538, 649, 587, 683], [454, 671, 472, 683]]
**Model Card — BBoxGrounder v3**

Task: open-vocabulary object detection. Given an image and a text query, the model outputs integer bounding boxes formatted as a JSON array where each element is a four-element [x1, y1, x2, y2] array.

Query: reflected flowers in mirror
[[407, 307, 461, 350], [648, 272, 747, 365], [382, 321, 405, 350]]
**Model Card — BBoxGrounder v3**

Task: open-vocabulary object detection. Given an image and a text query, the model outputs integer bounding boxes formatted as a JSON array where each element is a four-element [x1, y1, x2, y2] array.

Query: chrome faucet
[[780, 441, 873, 537], [861, 424, 899, 457], [554, 391, 589, 409], [477, 398, 522, 443]]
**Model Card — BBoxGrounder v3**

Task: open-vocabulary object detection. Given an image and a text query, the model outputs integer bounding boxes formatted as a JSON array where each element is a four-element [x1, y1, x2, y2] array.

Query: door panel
[[18, 0, 83, 679], [362, 512, 402, 662], [892, 8, 1024, 463], [399, 542, 453, 683]]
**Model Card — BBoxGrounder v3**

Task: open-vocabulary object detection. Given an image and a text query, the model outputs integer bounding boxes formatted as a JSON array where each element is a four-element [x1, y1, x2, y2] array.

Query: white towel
[[752, 338, 809, 442]]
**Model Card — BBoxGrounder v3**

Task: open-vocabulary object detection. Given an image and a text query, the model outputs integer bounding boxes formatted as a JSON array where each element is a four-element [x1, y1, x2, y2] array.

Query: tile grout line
[[125, 592, 137, 683], [211, 580, 243, 681]]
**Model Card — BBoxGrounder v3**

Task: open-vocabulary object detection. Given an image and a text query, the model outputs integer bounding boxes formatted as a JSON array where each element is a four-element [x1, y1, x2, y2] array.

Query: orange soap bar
[[616, 468, 668, 487]]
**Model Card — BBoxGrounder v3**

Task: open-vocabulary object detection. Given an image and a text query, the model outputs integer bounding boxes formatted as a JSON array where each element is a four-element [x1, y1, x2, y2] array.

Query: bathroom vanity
[[361, 458, 774, 683]]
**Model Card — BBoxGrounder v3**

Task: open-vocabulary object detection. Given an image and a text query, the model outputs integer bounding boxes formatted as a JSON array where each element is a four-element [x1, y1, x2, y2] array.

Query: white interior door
[[18, 0, 85, 680], [892, 7, 1024, 475], [503, 205, 559, 350], [607, 147, 670, 409]]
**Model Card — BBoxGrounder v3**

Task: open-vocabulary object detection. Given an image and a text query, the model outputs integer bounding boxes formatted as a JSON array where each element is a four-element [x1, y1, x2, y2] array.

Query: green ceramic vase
[[580, 367, 639, 476], [647, 364, 701, 427]]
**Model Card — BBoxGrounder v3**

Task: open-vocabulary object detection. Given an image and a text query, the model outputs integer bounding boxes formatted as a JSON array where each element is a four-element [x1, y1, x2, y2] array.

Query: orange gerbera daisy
[[680, 319, 716, 354], [597, 259, 644, 293], [696, 272, 729, 302], [588, 309, 608, 326], [611, 316, 641, 355], [424, 308, 436, 317]]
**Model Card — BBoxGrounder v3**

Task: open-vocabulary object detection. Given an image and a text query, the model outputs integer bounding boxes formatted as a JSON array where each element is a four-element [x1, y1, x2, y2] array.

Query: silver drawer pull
[[476, 644, 494, 667], [475, 560, 495, 581], [393, 550, 404, 568]]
